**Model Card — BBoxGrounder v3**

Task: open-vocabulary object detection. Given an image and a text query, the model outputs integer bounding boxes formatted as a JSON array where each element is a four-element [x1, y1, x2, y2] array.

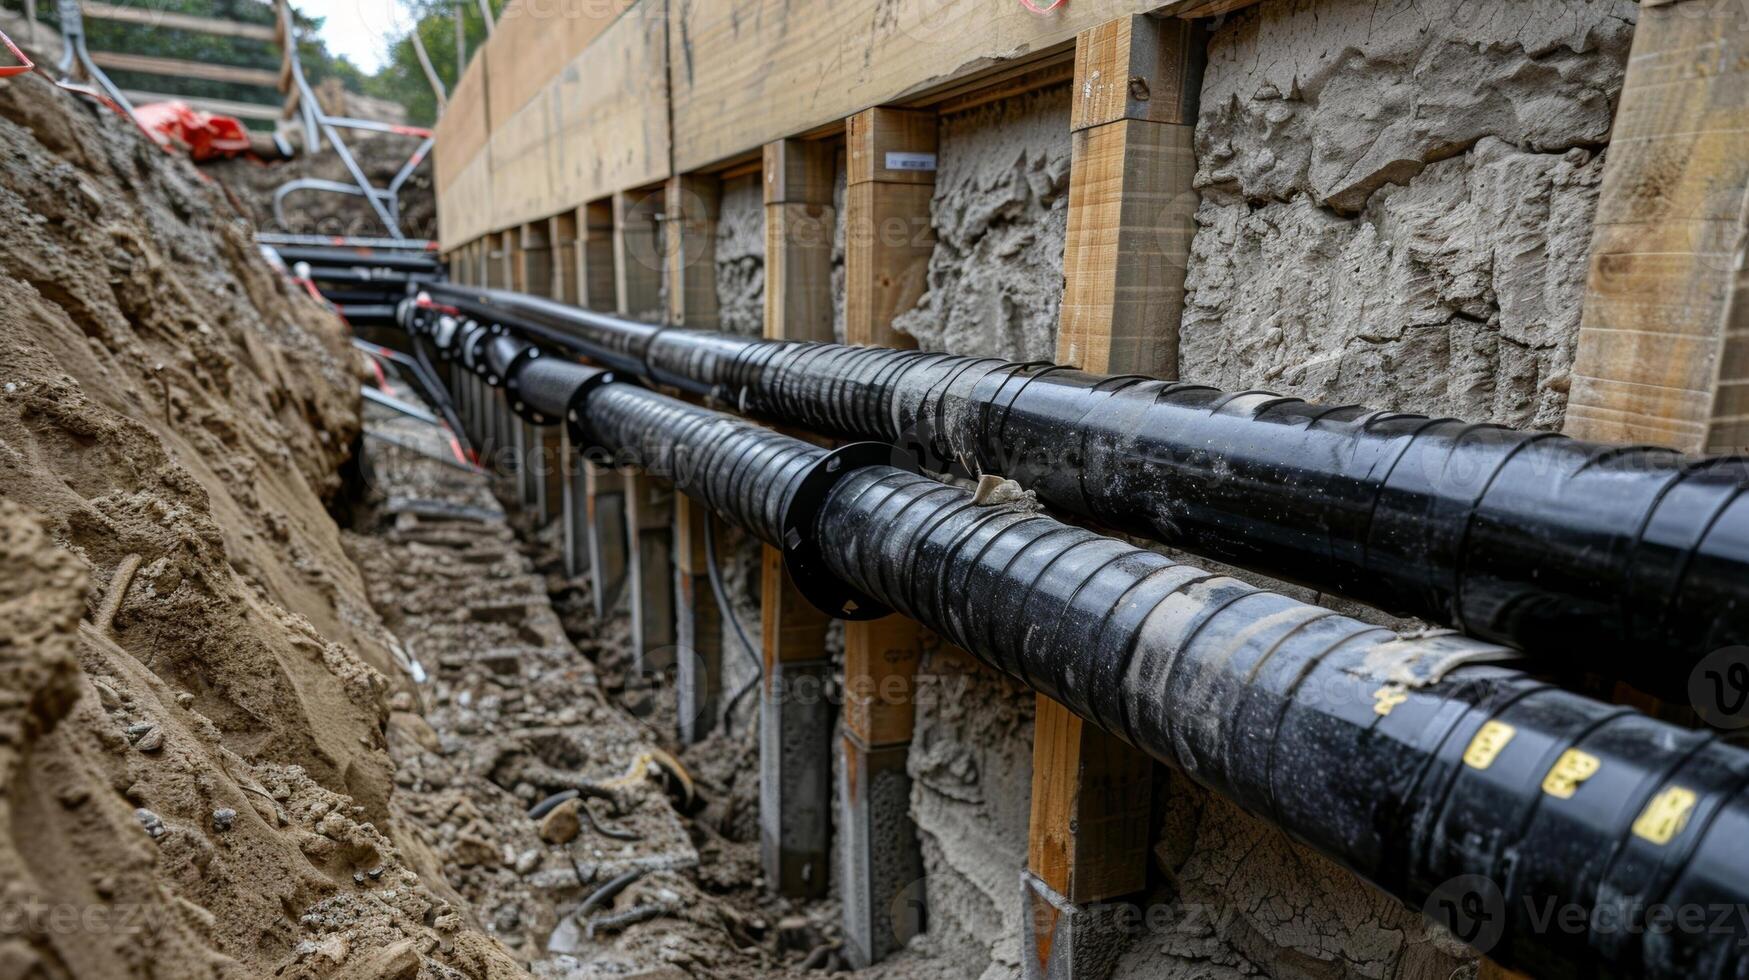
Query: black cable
[[705, 517, 761, 732]]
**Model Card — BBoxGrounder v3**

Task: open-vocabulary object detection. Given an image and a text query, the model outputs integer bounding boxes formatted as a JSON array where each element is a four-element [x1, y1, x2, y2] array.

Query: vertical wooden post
[[666, 173, 728, 743], [1565, 0, 1749, 455], [534, 230, 565, 525], [665, 174, 723, 329], [1058, 14, 1203, 377], [840, 107, 936, 968], [564, 200, 628, 600], [583, 461, 628, 617], [521, 220, 553, 300], [613, 189, 664, 319], [756, 136, 842, 898], [614, 187, 676, 679], [674, 498, 726, 743], [484, 234, 504, 289], [624, 466, 677, 679], [765, 138, 838, 339], [1021, 18, 1189, 980], [561, 427, 586, 576], [579, 200, 617, 312], [550, 211, 579, 305], [759, 546, 835, 896], [845, 107, 937, 348], [495, 229, 518, 292]]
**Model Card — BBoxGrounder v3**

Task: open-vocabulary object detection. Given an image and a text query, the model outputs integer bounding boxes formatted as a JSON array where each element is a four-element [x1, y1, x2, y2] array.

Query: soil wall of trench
[[0, 65, 517, 979]]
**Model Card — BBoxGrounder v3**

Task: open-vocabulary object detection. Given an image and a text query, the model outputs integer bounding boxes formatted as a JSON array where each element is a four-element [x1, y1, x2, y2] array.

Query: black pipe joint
[[578, 384, 911, 618]]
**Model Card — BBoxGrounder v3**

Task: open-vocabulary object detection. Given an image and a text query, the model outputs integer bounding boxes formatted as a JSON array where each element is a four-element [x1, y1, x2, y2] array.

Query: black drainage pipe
[[413, 285, 1749, 696], [491, 349, 1749, 980]]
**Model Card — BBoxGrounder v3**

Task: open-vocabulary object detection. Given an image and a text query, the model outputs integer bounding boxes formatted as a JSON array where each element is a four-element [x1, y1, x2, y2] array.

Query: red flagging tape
[[2, 27, 37, 77]]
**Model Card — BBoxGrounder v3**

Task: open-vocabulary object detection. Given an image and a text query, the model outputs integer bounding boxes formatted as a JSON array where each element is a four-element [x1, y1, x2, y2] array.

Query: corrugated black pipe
[[496, 352, 1749, 980], [415, 285, 1749, 696]]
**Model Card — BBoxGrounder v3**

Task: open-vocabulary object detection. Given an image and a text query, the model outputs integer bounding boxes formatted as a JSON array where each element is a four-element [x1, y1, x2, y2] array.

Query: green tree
[[362, 0, 505, 127]]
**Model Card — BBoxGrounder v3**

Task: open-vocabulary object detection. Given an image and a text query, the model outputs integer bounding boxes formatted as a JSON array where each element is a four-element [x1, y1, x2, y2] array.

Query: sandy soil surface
[[341, 390, 861, 976], [0, 65, 546, 978]]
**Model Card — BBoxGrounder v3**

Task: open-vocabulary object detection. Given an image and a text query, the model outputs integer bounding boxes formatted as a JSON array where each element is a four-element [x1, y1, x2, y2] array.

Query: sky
[[293, 0, 411, 73]]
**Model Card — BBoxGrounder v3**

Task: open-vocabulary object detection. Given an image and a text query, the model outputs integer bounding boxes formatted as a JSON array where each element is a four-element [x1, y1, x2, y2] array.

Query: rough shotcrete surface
[[1182, 0, 1637, 430], [904, 650, 1036, 979], [893, 87, 1071, 362], [716, 173, 767, 337], [1111, 772, 1473, 980]]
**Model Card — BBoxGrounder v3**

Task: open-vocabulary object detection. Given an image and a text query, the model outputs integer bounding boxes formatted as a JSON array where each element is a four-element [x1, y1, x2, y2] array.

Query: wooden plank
[[119, 91, 281, 121], [665, 174, 723, 329], [1565, 0, 1749, 454], [842, 614, 928, 749], [838, 126, 934, 959], [434, 53, 492, 200], [89, 51, 279, 88], [484, 0, 633, 132], [668, 178, 726, 743], [1026, 695, 1152, 905], [486, 87, 557, 233], [613, 189, 664, 320], [430, 0, 1272, 249], [521, 220, 553, 298], [1069, 15, 1201, 131], [844, 108, 937, 349], [848, 107, 939, 185], [758, 138, 840, 888], [674, 496, 726, 743], [84, 3, 278, 41], [624, 471, 677, 675], [505, 229, 526, 293], [485, 3, 670, 233], [584, 461, 630, 617], [1022, 23, 1175, 976], [667, 0, 1180, 174], [758, 545, 834, 898], [580, 200, 617, 312], [760, 545, 834, 673], [1058, 17, 1202, 376], [765, 138, 840, 342], [550, 211, 579, 305]]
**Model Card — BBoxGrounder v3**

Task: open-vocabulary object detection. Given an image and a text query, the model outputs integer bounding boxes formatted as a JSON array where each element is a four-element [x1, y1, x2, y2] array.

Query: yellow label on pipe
[[1540, 749, 1601, 799], [1373, 686, 1408, 716], [1463, 721, 1517, 770], [1632, 786, 1698, 846]]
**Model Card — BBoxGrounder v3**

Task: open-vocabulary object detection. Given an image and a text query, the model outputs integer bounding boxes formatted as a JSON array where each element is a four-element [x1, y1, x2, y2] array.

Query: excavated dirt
[[341, 393, 850, 977], [0, 67, 517, 978]]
